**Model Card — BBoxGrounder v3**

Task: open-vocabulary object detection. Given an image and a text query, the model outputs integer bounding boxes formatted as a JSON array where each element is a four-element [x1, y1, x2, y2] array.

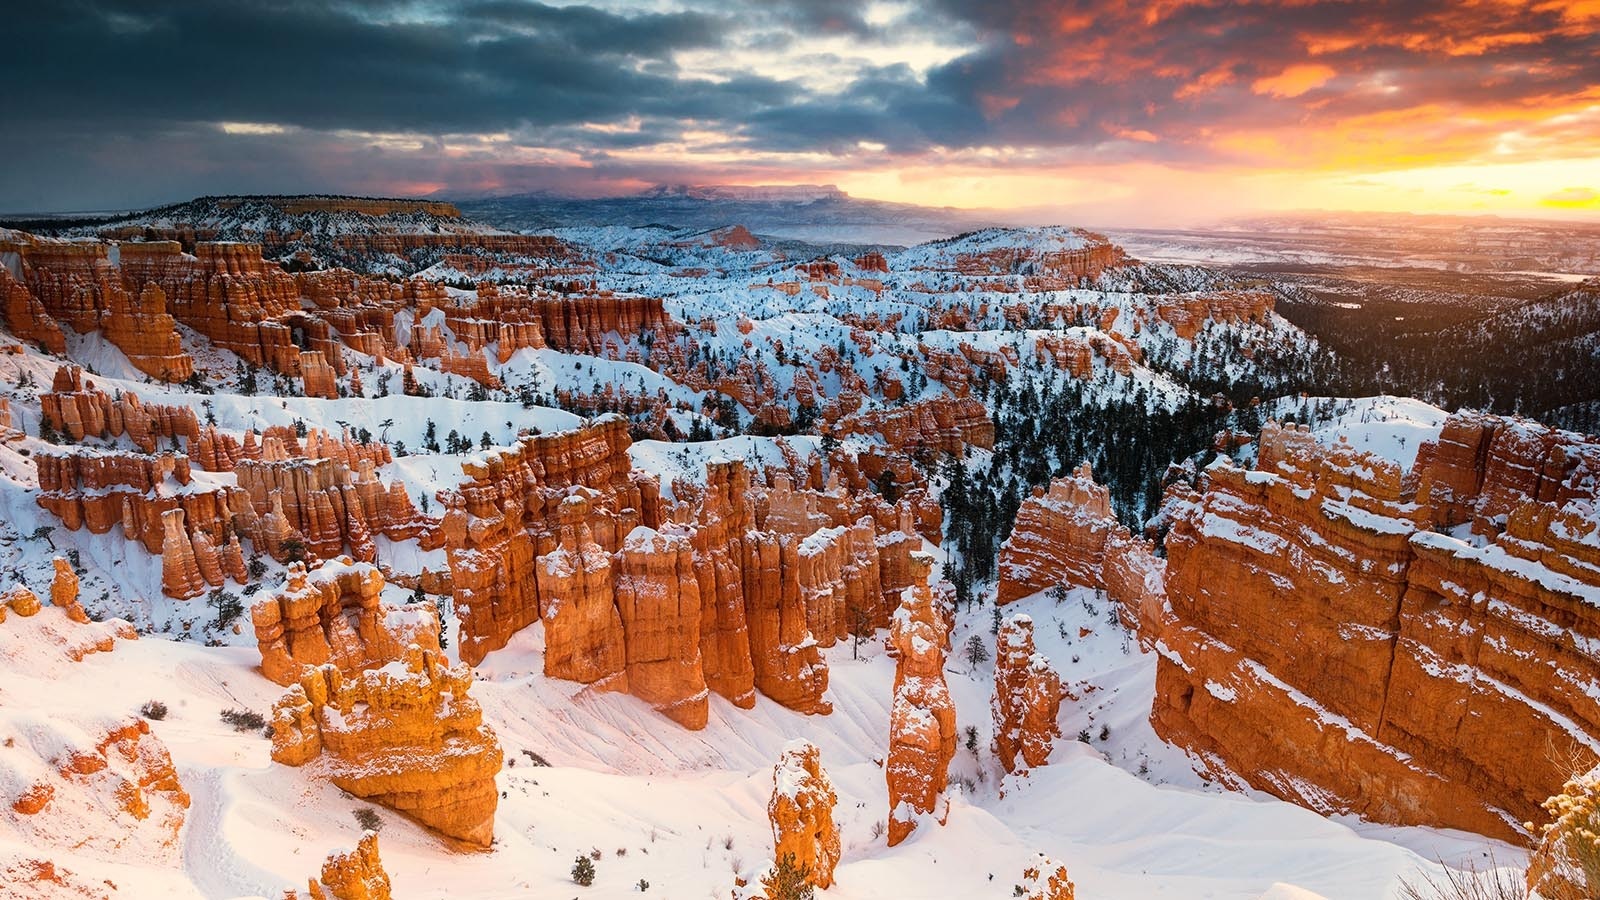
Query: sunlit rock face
[[885, 553, 955, 847], [250, 558, 441, 687], [767, 739, 841, 889], [269, 647, 503, 848]]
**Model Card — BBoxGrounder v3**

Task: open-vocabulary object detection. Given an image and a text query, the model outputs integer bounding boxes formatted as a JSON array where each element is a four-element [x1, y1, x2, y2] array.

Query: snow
[[1266, 396, 1448, 471], [0, 220, 1544, 900], [0, 563, 1527, 900]]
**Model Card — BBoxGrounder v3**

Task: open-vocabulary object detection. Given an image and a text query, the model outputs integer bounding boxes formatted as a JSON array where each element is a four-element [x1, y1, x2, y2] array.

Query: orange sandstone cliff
[[996, 415, 1600, 842]]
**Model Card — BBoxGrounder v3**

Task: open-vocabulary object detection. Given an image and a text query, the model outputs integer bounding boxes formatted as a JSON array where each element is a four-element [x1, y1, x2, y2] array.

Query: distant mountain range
[[454, 184, 1002, 247]]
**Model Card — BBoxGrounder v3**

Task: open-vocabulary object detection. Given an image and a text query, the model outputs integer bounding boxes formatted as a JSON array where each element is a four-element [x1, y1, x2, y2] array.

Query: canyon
[[1, 195, 1593, 898]]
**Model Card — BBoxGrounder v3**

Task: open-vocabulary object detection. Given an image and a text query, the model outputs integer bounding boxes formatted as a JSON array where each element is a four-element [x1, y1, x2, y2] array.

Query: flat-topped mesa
[[40, 365, 200, 451], [886, 552, 956, 846], [899, 227, 1129, 290], [826, 395, 995, 455], [767, 739, 841, 889], [219, 195, 461, 218], [993, 615, 1065, 774], [269, 646, 502, 848], [251, 558, 441, 687], [1147, 412, 1600, 842], [442, 414, 661, 667], [992, 411, 1600, 840], [285, 831, 393, 900], [3, 241, 194, 380]]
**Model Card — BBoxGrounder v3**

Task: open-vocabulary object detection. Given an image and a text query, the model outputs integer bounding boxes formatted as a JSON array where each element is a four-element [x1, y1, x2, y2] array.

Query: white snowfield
[[0, 582, 1521, 900]]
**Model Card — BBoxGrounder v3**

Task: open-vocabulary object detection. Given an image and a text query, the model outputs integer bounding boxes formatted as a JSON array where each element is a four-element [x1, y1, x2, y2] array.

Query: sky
[[4, 0, 1599, 226]]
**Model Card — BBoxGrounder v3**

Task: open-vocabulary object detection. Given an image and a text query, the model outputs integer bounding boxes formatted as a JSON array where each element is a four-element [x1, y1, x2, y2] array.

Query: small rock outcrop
[[885, 553, 956, 846], [1017, 852, 1077, 900], [48, 558, 84, 623], [0, 592, 134, 665], [287, 831, 393, 900], [767, 739, 841, 889], [992, 615, 1064, 774], [269, 647, 502, 847], [3, 716, 190, 864]]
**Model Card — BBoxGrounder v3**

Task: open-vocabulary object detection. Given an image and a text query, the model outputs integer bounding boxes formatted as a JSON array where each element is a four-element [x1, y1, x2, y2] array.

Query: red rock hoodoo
[[767, 739, 841, 889], [269, 646, 502, 847], [286, 831, 394, 900], [251, 558, 441, 686], [992, 614, 1064, 774], [885, 552, 956, 846]]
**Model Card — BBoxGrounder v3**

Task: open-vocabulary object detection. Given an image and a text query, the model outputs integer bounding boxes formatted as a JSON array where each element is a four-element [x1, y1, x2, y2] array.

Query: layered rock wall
[[5, 241, 194, 380], [827, 396, 994, 455], [40, 366, 200, 450]]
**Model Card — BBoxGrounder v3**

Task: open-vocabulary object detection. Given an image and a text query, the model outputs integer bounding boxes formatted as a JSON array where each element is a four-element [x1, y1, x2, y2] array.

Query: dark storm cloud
[[3, 0, 1598, 210], [1, 0, 783, 134]]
